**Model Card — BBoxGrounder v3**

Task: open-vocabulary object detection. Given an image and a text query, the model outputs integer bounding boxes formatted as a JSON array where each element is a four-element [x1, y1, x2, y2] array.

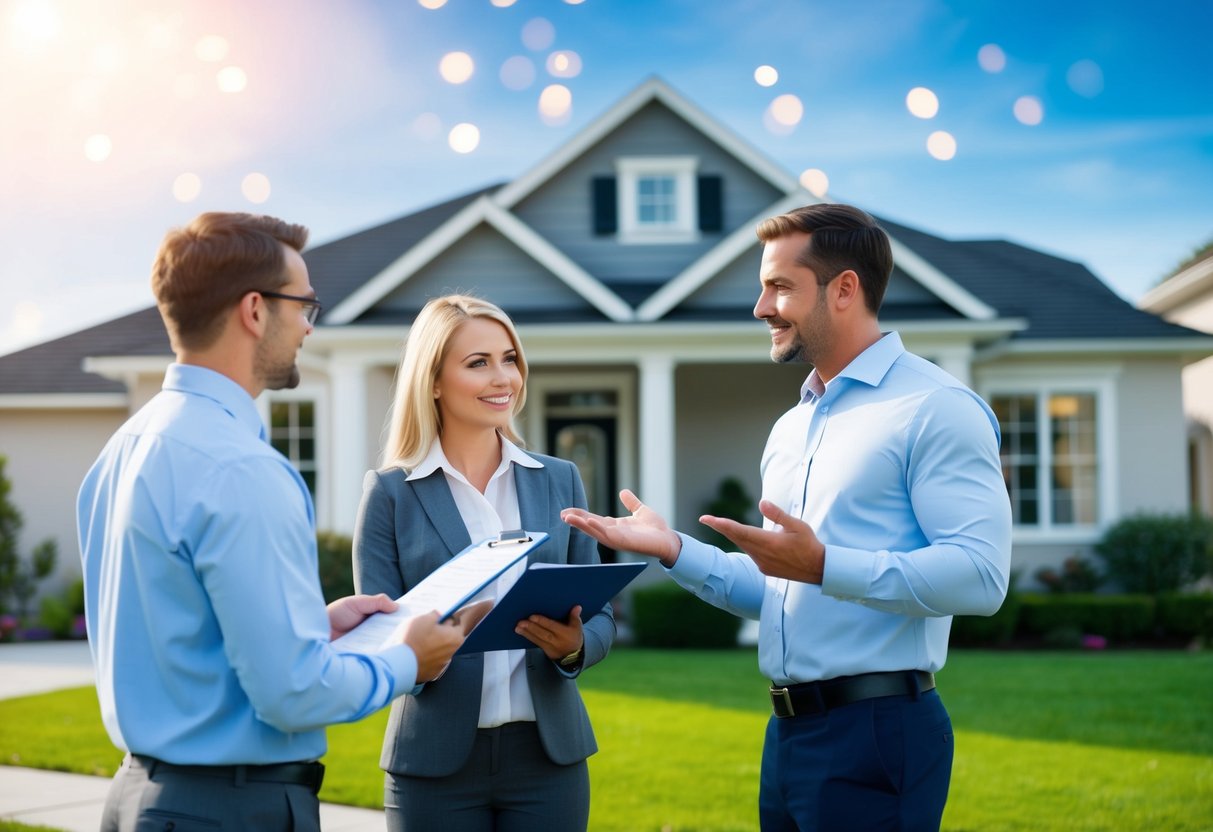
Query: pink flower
[[1081, 634, 1108, 650]]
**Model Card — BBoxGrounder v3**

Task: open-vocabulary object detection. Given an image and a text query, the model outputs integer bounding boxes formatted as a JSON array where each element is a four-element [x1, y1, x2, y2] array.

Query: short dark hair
[[151, 212, 309, 351], [756, 204, 893, 313]]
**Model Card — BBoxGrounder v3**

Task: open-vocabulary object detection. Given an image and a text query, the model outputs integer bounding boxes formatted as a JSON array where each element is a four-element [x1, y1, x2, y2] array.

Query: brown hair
[[756, 204, 893, 313], [382, 295, 529, 470], [151, 212, 309, 351]]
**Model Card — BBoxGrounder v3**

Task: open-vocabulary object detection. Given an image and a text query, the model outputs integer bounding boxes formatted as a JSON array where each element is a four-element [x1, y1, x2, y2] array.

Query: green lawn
[[2, 649, 1211, 831]]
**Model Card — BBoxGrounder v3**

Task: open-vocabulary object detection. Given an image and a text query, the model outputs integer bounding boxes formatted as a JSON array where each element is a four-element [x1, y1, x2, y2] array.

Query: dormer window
[[616, 156, 698, 244]]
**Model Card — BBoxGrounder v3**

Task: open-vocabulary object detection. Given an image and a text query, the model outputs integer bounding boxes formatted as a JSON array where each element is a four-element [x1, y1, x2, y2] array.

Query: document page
[[332, 532, 548, 654]]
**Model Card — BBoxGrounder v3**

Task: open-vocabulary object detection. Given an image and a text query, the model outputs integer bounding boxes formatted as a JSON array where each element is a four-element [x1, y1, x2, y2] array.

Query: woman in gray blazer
[[353, 295, 615, 832]]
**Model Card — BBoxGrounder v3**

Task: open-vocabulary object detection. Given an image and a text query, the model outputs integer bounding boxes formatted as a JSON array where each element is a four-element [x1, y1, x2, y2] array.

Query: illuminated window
[[991, 392, 1099, 527]]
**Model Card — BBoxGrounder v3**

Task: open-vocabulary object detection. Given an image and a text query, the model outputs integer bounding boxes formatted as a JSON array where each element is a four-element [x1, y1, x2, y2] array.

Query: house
[[1139, 250, 1213, 514], [2, 77, 1211, 597]]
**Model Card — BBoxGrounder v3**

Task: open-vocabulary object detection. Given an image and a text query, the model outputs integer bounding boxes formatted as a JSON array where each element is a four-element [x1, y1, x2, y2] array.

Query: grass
[[2, 649, 1211, 830]]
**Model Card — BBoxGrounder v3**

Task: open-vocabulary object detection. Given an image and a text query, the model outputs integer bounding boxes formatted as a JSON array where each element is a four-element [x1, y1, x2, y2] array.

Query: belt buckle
[[770, 686, 794, 718]]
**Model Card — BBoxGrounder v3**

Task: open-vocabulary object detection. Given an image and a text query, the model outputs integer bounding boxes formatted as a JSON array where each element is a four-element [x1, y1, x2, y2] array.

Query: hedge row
[[951, 592, 1213, 646]]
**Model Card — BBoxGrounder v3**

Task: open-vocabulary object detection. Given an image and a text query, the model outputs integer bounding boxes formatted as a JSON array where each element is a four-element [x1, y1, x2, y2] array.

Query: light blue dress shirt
[[77, 364, 417, 765], [670, 332, 1012, 685]]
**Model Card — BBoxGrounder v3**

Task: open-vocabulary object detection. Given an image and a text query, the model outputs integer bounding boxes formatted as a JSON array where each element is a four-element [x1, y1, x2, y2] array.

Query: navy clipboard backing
[[458, 561, 647, 654]]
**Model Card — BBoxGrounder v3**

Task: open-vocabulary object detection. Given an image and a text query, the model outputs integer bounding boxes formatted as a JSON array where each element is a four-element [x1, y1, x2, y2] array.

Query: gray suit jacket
[[352, 451, 615, 777]]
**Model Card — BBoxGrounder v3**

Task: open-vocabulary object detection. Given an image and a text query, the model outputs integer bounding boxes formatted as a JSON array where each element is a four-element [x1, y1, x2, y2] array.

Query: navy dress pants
[[759, 689, 954, 831]]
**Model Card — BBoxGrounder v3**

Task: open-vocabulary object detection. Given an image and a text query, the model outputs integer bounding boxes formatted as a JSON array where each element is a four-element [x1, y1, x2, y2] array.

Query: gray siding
[[884, 267, 943, 305], [1116, 358, 1189, 514], [680, 247, 763, 311], [513, 101, 785, 285], [376, 224, 598, 315], [673, 363, 808, 532]]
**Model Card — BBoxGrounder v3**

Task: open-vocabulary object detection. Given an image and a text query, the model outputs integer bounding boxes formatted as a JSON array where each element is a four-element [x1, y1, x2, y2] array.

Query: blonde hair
[[382, 295, 529, 469]]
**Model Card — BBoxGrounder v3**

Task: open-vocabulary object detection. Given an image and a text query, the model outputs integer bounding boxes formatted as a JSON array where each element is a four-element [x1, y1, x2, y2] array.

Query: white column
[[638, 354, 677, 523], [935, 346, 973, 387], [329, 356, 369, 535]]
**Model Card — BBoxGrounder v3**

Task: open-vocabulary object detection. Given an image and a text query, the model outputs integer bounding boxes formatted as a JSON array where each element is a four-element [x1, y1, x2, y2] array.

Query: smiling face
[[434, 317, 523, 437], [254, 245, 315, 391], [753, 231, 834, 366]]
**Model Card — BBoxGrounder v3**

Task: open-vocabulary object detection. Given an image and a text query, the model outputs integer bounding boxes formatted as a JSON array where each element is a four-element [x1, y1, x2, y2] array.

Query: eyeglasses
[[255, 290, 323, 326]]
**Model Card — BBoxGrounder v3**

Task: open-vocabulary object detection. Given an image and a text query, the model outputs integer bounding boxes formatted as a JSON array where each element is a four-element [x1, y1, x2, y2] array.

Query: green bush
[[951, 572, 1021, 646], [1095, 513, 1213, 594], [699, 477, 756, 552], [1019, 594, 1155, 641], [1155, 593, 1213, 642], [630, 580, 741, 648], [316, 531, 354, 604], [38, 595, 74, 639]]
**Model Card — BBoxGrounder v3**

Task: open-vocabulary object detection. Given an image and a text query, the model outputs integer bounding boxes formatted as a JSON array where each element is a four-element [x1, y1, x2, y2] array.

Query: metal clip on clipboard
[[487, 529, 533, 547]]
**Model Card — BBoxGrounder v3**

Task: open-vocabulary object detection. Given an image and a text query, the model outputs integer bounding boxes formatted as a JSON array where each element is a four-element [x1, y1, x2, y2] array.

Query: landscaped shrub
[[1034, 555, 1103, 594], [699, 477, 756, 552], [1155, 592, 1213, 642], [317, 531, 355, 604], [631, 580, 741, 648], [1018, 594, 1155, 641], [1095, 513, 1213, 594]]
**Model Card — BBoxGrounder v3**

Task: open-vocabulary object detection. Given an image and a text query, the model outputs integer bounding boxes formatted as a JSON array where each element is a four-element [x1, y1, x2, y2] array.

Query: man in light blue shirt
[[564, 203, 1011, 831], [77, 212, 466, 832]]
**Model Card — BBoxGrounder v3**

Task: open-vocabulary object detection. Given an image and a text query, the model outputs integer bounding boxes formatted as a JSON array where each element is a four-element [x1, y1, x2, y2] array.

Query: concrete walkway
[[0, 641, 386, 831]]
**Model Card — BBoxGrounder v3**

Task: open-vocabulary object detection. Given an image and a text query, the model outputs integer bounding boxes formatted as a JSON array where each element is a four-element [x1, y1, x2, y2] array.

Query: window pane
[[991, 394, 1040, 526], [267, 399, 319, 499], [636, 175, 676, 226], [1049, 392, 1098, 526]]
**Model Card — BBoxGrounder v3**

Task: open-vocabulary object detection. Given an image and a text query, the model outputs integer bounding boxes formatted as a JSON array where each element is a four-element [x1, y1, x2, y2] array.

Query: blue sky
[[2, 0, 1211, 355]]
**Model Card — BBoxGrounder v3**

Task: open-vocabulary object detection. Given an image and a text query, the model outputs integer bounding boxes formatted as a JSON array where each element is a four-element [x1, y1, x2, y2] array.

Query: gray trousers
[[385, 721, 590, 832], [101, 754, 321, 831]]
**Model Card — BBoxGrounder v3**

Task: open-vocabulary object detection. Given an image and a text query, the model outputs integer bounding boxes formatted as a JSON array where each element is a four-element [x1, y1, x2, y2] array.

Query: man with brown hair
[[77, 212, 466, 831], [564, 203, 1011, 830]]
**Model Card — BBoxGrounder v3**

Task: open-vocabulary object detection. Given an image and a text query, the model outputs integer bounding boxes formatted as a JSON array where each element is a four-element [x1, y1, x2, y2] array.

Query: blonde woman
[[353, 294, 614, 832]]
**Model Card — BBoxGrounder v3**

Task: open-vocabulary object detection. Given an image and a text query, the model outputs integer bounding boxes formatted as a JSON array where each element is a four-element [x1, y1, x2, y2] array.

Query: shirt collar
[[406, 433, 543, 482], [799, 332, 905, 403], [161, 363, 265, 439]]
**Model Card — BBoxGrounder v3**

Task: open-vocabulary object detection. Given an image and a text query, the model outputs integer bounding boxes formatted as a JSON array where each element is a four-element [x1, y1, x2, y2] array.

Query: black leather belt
[[770, 670, 935, 718], [131, 754, 325, 793]]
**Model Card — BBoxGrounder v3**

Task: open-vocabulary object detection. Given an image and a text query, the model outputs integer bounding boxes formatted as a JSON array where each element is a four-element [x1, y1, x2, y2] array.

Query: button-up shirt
[[670, 332, 1012, 685], [77, 363, 416, 765], [407, 437, 544, 727]]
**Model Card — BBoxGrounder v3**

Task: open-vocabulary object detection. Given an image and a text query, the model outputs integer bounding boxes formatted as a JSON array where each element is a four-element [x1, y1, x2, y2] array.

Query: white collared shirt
[[407, 435, 544, 727]]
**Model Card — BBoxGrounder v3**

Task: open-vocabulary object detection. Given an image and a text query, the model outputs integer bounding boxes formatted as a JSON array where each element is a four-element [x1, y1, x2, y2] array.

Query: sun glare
[[217, 66, 247, 93], [538, 84, 572, 125], [418, 0, 447, 9], [799, 168, 829, 198], [439, 51, 475, 84], [242, 173, 271, 203], [546, 50, 582, 78], [905, 87, 939, 119], [978, 44, 1006, 73], [522, 18, 555, 51], [84, 134, 112, 162], [1013, 95, 1044, 125], [10, 0, 61, 49], [173, 173, 202, 202], [754, 65, 778, 87], [765, 94, 803, 134], [1067, 60, 1104, 98], [448, 123, 480, 153], [194, 35, 229, 62], [926, 131, 957, 160], [491, 0, 518, 6]]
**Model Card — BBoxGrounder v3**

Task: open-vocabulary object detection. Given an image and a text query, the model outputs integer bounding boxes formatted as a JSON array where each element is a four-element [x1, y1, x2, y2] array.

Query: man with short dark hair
[[78, 211, 465, 832], [564, 203, 1012, 831]]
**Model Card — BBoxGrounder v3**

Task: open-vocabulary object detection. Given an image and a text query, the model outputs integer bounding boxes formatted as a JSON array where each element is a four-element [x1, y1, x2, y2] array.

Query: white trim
[[481, 202, 634, 321], [978, 364, 1120, 534], [976, 336, 1213, 361], [324, 197, 490, 325], [615, 156, 698, 244], [324, 197, 634, 326], [0, 393, 128, 409], [82, 355, 171, 380], [1138, 256, 1213, 314], [259, 384, 330, 530], [636, 193, 809, 321], [495, 77, 799, 210], [524, 370, 637, 518], [886, 236, 996, 321]]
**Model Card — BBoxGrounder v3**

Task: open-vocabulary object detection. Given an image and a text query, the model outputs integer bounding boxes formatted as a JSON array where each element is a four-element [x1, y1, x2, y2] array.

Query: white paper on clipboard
[[331, 530, 548, 655]]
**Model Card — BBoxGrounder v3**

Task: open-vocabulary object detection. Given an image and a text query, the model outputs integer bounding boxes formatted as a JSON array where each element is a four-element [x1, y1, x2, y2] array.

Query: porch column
[[935, 347, 973, 387], [329, 355, 369, 535], [638, 354, 676, 523]]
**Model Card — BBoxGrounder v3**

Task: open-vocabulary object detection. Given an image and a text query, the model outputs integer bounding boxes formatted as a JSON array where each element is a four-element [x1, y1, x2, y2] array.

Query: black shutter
[[592, 176, 617, 235], [697, 175, 723, 232]]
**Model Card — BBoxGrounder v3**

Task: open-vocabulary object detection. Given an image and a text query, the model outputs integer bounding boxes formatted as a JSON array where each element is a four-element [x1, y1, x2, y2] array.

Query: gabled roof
[[1139, 253, 1213, 315], [495, 76, 801, 209]]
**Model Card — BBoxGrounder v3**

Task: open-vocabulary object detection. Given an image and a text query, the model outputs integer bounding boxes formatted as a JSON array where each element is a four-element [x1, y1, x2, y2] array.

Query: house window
[[615, 156, 698, 243], [991, 392, 1099, 528], [270, 400, 318, 496]]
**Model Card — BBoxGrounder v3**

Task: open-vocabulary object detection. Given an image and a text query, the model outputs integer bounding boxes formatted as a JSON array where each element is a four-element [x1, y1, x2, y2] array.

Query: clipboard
[[332, 530, 549, 655], [458, 560, 648, 654]]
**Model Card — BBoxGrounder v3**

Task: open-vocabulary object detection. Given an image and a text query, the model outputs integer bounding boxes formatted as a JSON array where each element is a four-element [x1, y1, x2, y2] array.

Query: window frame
[[260, 386, 329, 529], [614, 156, 699, 244], [979, 366, 1119, 544]]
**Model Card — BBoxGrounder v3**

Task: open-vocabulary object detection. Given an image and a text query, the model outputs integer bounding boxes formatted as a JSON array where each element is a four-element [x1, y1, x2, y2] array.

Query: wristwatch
[[558, 644, 584, 667]]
